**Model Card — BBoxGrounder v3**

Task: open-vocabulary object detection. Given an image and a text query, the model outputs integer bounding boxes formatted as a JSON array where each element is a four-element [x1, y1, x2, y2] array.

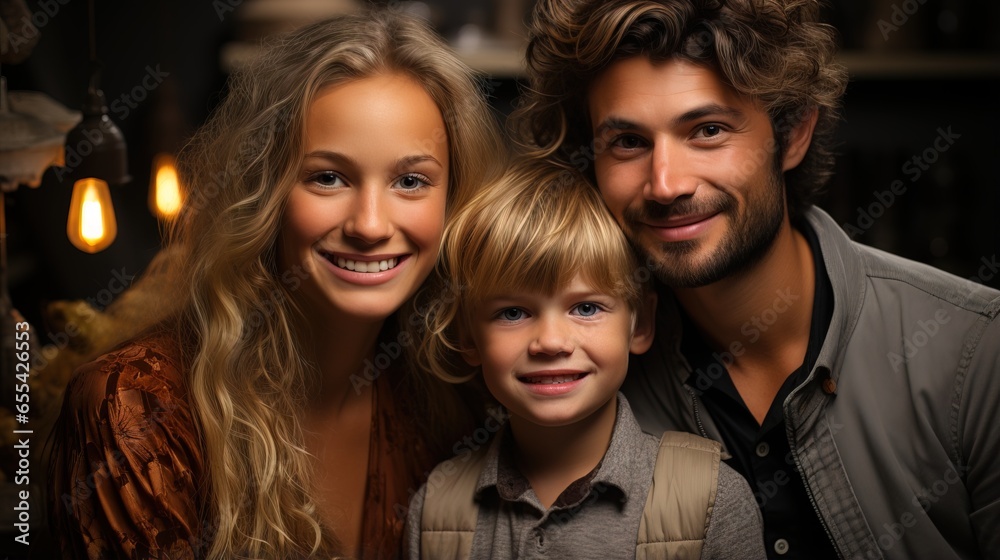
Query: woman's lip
[[646, 212, 721, 242], [321, 251, 405, 261], [320, 252, 409, 285]]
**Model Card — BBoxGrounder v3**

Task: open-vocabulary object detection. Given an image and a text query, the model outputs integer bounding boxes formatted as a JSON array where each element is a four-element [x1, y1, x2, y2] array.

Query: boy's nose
[[528, 316, 574, 356]]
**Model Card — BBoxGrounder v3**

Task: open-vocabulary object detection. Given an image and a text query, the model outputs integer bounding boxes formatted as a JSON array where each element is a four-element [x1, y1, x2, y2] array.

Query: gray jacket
[[623, 207, 1000, 560]]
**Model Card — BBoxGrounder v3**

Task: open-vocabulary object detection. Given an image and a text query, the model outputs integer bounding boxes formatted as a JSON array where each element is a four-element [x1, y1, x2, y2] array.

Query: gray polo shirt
[[407, 394, 766, 559]]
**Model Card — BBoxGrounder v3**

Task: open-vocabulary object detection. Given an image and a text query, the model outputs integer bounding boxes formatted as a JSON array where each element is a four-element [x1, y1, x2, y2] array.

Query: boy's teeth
[[334, 257, 398, 272], [524, 374, 582, 384]]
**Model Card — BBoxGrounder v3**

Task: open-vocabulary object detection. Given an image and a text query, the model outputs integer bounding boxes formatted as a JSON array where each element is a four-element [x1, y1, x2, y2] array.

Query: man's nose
[[645, 140, 699, 204]]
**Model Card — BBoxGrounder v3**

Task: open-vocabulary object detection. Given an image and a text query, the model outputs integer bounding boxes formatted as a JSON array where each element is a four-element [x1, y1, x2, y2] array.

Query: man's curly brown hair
[[512, 0, 848, 222]]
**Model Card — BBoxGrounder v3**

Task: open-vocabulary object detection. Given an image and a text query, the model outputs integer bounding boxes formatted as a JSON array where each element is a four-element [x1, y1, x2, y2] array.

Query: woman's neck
[[302, 315, 385, 413]]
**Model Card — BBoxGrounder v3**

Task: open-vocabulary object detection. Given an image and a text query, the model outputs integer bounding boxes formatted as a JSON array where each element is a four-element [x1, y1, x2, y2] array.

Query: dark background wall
[[4, 0, 999, 333], [0, 1, 997, 555]]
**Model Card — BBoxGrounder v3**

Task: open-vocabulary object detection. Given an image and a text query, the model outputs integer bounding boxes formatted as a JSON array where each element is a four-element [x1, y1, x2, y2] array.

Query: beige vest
[[419, 431, 721, 559]]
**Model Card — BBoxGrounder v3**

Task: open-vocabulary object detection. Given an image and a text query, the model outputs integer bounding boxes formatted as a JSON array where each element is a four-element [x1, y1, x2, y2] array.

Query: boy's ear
[[458, 329, 482, 367], [781, 108, 819, 172], [629, 291, 657, 355]]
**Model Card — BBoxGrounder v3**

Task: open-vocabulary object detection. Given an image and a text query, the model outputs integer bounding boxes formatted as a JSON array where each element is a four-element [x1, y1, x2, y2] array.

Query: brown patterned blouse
[[50, 330, 438, 559]]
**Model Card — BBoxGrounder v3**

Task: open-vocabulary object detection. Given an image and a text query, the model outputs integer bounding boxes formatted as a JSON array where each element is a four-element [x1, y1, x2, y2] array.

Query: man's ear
[[781, 108, 819, 172], [629, 291, 657, 355]]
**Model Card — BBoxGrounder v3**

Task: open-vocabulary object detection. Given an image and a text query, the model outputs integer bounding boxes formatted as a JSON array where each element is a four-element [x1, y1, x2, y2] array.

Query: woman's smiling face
[[279, 72, 450, 325]]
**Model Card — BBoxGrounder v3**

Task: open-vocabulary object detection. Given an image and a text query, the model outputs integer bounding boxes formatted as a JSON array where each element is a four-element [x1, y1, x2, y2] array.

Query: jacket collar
[[803, 206, 867, 384]]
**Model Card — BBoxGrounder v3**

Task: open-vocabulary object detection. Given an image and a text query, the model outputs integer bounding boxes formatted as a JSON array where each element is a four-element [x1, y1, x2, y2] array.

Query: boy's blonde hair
[[414, 160, 643, 383]]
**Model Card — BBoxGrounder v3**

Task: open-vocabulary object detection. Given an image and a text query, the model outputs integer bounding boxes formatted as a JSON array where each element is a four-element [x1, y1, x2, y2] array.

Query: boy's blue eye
[[574, 303, 600, 317], [501, 308, 525, 321]]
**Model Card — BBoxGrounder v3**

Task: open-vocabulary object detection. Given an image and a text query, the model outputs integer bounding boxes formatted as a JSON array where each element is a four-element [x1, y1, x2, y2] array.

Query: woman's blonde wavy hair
[[168, 9, 504, 558], [513, 0, 848, 222], [413, 161, 643, 384]]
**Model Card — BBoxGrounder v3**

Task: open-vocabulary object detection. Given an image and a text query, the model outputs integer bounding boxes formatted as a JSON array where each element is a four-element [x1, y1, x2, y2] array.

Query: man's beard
[[621, 167, 786, 289]]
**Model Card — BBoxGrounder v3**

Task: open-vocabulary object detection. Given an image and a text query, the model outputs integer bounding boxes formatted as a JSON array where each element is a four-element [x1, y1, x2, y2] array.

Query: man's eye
[[613, 135, 644, 150], [573, 303, 601, 317], [701, 125, 723, 137]]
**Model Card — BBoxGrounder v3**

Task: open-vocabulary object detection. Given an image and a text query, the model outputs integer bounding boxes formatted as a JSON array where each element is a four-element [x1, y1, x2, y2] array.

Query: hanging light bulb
[[66, 177, 117, 253], [60, 0, 129, 253], [149, 153, 183, 219]]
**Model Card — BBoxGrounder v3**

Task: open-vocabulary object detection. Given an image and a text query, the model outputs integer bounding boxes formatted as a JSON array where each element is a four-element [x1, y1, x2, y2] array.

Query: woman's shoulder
[[52, 328, 207, 559], [63, 328, 191, 417]]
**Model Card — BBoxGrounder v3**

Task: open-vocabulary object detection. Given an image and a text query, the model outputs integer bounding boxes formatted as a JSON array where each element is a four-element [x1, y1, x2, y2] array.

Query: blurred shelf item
[[838, 51, 1000, 79], [223, 41, 998, 80], [453, 42, 525, 77], [221, 38, 526, 77]]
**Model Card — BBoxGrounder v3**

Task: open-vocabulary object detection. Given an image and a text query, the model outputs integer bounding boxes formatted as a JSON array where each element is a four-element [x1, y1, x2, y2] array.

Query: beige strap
[[636, 431, 721, 560], [420, 449, 491, 559]]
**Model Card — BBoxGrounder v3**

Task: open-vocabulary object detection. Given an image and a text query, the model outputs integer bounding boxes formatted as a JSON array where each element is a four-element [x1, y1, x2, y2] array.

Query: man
[[514, 1, 999, 559]]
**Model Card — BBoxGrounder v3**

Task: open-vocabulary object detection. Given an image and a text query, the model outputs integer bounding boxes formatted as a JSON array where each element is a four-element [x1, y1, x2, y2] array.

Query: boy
[[406, 162, 766, 559]]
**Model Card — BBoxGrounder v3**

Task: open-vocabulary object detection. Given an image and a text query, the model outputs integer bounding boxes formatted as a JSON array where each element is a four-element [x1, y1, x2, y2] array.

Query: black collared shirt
[[681, 223, 839, 560]]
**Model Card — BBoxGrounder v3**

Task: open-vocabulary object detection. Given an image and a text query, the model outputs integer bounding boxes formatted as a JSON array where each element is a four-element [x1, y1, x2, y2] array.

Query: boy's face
[[463, 274, 653, 428]]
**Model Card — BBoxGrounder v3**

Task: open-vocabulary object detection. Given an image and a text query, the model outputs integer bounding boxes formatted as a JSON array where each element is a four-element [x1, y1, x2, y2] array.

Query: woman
[[50, 10, 504, 559]]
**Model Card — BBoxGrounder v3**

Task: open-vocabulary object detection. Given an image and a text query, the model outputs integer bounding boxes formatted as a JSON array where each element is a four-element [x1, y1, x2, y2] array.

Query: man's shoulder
[[809, 207, 1000, 319]]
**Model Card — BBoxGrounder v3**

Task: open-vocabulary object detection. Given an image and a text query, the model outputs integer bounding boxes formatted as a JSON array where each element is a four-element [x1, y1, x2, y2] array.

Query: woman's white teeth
[[335, 257, 398, 272], [524, 374, 581, 384]]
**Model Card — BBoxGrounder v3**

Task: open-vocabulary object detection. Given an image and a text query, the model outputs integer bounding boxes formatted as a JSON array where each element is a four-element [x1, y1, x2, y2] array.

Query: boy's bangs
[[455, 169, 640, 308]]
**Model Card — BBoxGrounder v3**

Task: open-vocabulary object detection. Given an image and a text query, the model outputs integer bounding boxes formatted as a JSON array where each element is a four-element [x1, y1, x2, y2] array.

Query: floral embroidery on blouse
[[50, 330, 442, 559]]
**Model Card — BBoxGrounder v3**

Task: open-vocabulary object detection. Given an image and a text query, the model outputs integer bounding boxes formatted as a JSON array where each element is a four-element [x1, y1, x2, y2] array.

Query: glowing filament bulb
[[67, 178, 117, 253], [150, 153, 184, 219]]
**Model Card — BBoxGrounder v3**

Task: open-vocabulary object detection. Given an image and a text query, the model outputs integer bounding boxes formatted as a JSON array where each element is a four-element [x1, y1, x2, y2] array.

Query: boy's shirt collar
[[474, 393, 648, 511]]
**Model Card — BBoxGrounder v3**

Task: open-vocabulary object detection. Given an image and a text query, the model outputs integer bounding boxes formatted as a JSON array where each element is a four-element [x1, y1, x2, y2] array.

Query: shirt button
[[823, 377, 837, 394], [774, 538, 790, 555], [755, 442, 770, 457]]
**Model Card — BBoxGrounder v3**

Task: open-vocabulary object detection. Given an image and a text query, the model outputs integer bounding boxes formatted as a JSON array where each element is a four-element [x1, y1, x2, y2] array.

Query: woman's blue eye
[[396, 174, 429, 190], [500, 308, 525, 321], [574, 303, 600, 317]]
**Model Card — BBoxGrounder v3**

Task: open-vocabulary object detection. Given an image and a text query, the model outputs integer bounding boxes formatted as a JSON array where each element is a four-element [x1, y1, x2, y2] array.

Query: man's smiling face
[[588, 57, 790, 288]]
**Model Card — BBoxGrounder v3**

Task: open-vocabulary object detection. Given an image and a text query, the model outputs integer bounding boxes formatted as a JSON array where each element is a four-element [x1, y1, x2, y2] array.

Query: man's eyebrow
[[671, 104, 746, 127], [594, 103, 747, 135], [594, 117, 639, 136]]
